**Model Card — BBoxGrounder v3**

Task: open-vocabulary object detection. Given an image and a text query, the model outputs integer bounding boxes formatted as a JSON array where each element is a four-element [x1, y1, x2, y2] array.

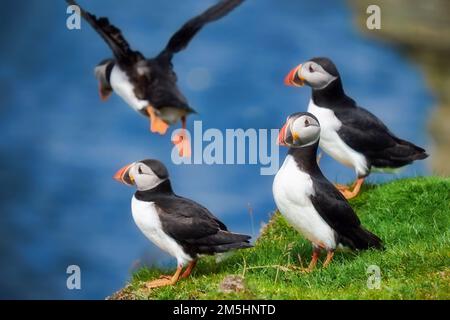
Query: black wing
[[335, 106, 395, 152], [154, 195, 228, 241], [335, 106, 427, 167], [158, 0, 245, 60], [310, 176, 361, 236], [139, 59, 194, 111], [153, 195, 251, 255], [66, 0, 143, 65], [310, 175, 383, 250]]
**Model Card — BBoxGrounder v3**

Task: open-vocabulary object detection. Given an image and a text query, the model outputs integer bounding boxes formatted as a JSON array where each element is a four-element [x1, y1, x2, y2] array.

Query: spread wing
[[158, 0, 245, 60], [67, 0, 143, 65]]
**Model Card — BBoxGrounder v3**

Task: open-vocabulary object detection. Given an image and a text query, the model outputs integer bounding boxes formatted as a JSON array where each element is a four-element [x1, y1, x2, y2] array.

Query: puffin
[[67, 0, 245, 157], [284, 57, 428, 199], [114, 159, 252, 288], [273, 112, 383, 271]]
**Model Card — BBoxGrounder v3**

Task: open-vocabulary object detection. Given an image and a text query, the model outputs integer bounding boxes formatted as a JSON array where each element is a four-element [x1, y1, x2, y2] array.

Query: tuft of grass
[[108, 177, 450, 300]]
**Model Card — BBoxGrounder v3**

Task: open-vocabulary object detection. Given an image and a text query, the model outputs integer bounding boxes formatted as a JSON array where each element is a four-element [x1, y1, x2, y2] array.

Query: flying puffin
[[273, 112, 383, 271], [284, 57, 428, 199], [67, 0, 245, 157], [114, 159, 252, 288]]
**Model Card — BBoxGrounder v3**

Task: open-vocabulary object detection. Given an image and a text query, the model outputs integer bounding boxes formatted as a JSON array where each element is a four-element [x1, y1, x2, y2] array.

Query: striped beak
[[114, 163, 135, 186], [277, 123, 288, 146], [278, 119, 300, 147], [284, 64, 304, 87], [278, 120, 296, 146]]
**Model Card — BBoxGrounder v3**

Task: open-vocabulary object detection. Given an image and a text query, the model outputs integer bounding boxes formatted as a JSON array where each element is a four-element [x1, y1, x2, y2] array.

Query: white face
[[129, 162, 167, 191], [288, 114, 321, 147], [298, 61, 337, 90]]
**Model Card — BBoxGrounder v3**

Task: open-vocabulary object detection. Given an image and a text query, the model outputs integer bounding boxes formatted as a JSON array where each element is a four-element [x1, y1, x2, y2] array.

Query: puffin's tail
[[395, 138, 428, 161], [379, 137, 428, 167], [343, 227, 384, 251], [194, 231, 252, 254]]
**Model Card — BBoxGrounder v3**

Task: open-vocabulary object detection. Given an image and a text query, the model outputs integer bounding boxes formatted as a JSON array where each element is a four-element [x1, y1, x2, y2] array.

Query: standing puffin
[[273, 112, 383, 271], [284, 57, 428, 199], [67, 0, 245, 157], [114, 159, 251, 288]]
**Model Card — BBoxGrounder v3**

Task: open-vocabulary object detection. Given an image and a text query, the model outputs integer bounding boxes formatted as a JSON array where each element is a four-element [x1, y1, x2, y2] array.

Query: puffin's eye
[[309, 65, 314, 73], [138, 167, 143, 174], [304, 119, 310, 126]]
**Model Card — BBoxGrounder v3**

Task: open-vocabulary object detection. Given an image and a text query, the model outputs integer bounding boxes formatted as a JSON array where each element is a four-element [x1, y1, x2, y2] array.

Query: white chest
[[110, 65, 148, 113], [272, 155, 336, 249], [307, 99, 368, 176], [131, 196, 192, 265]]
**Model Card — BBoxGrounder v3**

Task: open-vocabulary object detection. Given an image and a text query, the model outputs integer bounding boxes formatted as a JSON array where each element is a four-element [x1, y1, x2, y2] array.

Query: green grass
[[109, 177, 450, 300]]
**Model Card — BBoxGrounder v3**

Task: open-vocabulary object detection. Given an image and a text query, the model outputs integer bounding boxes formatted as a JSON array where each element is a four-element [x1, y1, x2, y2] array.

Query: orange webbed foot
[[339, 178, 365, 200], [146, 106, 169, 135]]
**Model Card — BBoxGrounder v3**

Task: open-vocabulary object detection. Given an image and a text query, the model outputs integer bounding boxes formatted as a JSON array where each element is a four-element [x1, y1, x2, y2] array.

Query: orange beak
[[284, 64, 304, 87], [277, 123, 288, 146], [113, 163, 134, 185]]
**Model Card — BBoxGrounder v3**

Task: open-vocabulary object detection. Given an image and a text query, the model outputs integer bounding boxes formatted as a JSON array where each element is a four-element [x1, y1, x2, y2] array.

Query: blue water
[[0, 0, 432, 299]]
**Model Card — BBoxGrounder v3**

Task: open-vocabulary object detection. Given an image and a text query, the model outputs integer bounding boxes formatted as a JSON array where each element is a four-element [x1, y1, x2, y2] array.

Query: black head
[[278, 112, 321, 148], [284, 57, 341, 90], [309, 57, 340, 77], [114, 159, 169, 191]]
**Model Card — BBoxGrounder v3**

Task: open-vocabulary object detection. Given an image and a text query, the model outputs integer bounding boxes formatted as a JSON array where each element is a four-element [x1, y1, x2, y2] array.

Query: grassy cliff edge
[[109, 177, 450, 300]]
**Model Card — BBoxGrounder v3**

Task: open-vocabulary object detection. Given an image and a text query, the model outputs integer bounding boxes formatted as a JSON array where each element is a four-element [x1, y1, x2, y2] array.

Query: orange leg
[[180, 260, 197, 279], [303, 247, 321, 273], [172, 116, 191, 158], [146, 106, 169, 135], [146, 265, 183, 289], [335, 178, 357, 191], [335, 183, 350, 191], [322, 251, 335, 268], [339, 178, 365, 199]]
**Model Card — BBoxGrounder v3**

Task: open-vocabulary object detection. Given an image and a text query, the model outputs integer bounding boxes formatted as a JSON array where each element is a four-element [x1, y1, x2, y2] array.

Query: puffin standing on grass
[[284, 57, 428, 199], [114, 159, 252, 288], [67, 0, 245, 157], [273, 112, 383, 271]]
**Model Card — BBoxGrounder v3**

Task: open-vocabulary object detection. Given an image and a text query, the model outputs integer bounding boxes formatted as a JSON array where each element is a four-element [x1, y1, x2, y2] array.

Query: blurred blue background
[[0, 0, 432, 299]]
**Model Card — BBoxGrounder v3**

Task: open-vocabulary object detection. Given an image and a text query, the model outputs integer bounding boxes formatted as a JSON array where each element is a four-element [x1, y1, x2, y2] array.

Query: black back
[[310, 57, 428, 174], [135, 180, 251, 257], [288, 143, 383, 250]]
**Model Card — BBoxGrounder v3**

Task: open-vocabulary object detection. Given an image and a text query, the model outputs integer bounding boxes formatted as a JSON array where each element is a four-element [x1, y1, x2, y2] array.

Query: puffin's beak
[[284, 64, 304, 87], [278, 120, 300, 146], [277, 123, 288, 146], [114, 163, 135, 186], [292, 132, 300, 144]]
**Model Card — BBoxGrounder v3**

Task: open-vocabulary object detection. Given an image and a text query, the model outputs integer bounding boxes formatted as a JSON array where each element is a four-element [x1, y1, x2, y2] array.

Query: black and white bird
[[273, 112, 383, 271], [114, 159, 251, 288], [67, 0, 245, 157], [284, 57, 428, 199]]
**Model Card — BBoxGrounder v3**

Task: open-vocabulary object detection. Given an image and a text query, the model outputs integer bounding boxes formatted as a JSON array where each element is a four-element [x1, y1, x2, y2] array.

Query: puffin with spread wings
[[67, 0, 245, 157]]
